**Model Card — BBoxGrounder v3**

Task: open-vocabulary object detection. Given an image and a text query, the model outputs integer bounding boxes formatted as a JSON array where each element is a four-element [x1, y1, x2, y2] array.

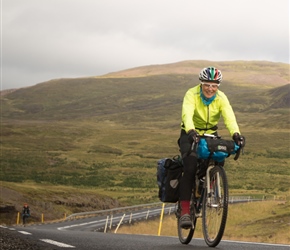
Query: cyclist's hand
[[187, 129, 199, 144], [233, 133, 245, 147]]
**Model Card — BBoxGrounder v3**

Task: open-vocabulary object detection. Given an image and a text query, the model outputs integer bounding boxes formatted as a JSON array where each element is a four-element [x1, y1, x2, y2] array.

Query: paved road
[[3, 215, 289, 250]]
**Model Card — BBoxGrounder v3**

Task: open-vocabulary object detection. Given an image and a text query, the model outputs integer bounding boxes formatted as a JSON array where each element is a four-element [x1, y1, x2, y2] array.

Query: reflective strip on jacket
[[181, 84, 240, 136]]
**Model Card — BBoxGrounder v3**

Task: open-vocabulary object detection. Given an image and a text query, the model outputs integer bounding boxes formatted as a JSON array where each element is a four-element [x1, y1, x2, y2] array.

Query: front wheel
[[202, 166, 229, 247]]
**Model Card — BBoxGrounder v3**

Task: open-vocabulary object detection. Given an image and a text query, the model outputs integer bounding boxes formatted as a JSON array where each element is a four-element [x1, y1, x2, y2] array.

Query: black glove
[[187, 129, 199, 144], [232, 133, 246, 147]]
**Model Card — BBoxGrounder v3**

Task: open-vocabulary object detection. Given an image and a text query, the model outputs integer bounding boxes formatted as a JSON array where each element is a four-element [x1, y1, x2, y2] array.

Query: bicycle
[[176, 133, 243, 247]]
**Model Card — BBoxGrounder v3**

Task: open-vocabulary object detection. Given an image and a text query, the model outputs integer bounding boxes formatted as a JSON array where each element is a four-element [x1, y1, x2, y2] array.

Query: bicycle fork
[[206, 164, 221, 207]]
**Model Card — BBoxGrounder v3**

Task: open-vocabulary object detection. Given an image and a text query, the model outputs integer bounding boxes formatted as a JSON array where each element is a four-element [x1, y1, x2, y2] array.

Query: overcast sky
[[1, 0, 289, 90]]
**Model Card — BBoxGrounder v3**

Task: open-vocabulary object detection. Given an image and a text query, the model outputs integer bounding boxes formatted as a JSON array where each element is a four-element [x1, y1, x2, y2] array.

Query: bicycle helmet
[[199, 67, 223, 83]]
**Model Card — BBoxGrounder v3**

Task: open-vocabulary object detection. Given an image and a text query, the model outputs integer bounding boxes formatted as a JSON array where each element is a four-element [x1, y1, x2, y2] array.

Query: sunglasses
[[201, 82, 220, 89]]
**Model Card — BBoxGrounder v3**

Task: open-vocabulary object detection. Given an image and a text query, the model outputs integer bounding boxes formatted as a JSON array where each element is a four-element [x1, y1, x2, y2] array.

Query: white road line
[[18, 231, 32, 235], [40, 239, 75, 248]]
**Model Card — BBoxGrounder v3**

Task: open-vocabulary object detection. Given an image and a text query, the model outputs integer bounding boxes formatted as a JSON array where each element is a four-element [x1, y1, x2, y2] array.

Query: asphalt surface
[[0, 226, 53, 250], [1, 224, 290, 250]]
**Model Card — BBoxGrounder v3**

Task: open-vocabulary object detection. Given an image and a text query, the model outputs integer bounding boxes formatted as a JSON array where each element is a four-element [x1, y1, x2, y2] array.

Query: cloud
[[1, 0, 289, 90]]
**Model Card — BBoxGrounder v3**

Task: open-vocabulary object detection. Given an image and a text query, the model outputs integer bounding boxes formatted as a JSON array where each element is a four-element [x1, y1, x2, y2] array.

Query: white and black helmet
[[199, 67, 223, 83]]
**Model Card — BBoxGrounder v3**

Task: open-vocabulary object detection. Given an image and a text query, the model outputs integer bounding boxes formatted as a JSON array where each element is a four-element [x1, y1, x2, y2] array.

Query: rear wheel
[[202, 166, 228, 247]]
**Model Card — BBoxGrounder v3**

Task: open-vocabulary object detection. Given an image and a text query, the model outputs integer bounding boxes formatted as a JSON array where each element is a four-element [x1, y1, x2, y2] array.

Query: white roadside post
[[114, 214, 126, 234]]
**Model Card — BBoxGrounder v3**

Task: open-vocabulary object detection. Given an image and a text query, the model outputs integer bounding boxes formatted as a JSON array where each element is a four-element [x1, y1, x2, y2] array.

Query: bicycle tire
[[202, 165, 229, 247], [176, 201, 197, 244]]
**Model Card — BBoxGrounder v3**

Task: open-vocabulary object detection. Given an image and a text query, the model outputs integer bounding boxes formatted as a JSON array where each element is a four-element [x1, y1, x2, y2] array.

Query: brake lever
[[191, 141, 197, 152], [234, 148, 240, 161], [234, 141, 244, 161], [190, 137, 199, 154]]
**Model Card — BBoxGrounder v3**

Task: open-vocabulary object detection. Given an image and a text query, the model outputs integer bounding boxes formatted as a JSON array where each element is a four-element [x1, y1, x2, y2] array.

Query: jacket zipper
[[206, 105, 209, 130]]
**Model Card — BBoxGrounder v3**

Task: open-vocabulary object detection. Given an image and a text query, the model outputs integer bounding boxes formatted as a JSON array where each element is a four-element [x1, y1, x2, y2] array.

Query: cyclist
[[22, 203, 30, 225], [178, 67, 245, 228]]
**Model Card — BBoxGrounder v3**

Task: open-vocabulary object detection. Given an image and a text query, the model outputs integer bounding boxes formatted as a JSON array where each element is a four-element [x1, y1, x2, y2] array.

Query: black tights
[[179, 154, 197, 200], [179, 129, 198, 201]]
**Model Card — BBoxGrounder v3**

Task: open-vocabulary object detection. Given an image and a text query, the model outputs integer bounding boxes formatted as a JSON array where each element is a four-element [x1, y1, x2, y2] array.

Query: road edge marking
[[40, 239, 75, 248]]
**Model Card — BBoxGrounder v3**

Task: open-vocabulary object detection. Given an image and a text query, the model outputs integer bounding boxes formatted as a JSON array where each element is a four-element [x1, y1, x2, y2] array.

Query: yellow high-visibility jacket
[[181, 85, 240, 136]]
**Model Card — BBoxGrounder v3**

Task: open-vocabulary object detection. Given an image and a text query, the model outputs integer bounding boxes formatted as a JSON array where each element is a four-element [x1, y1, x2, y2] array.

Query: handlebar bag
[[197, 138, 238, 162]]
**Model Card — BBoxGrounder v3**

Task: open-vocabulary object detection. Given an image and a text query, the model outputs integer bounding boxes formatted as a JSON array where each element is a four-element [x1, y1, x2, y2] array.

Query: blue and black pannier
[[157, 155, 183, 203]]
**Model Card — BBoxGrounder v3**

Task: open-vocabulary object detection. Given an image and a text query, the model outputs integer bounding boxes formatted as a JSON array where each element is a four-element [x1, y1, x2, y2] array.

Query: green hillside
[[0, 60, 289, 222]]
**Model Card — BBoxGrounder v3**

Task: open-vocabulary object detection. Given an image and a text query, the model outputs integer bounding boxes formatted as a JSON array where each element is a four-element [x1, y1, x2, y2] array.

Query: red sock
[[180, 200, 190, 215]]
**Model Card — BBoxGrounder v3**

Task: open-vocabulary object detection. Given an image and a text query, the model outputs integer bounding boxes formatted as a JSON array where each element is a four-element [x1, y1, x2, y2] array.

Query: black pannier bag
[[157, 155, 183, 203]]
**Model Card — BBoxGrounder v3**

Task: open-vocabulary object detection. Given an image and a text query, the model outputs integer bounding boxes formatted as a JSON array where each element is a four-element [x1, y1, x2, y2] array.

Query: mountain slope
[[102, 60, 289, 86], [1, 60, 289, 124], [268, 84, 290, 109]]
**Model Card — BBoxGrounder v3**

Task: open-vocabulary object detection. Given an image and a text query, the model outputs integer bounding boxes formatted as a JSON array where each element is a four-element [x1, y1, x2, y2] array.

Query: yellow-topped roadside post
[[158, 203, 165, 236]]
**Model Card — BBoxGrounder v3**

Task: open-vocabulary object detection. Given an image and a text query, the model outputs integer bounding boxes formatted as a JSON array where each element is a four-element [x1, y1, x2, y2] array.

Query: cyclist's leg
[[179, 130, 198, 227], [179, 154, 197, 203], [177, 130, 199, 244]]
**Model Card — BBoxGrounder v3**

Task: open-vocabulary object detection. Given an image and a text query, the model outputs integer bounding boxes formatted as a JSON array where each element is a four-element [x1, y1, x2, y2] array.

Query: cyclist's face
[[201, 82, 219, 98]]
